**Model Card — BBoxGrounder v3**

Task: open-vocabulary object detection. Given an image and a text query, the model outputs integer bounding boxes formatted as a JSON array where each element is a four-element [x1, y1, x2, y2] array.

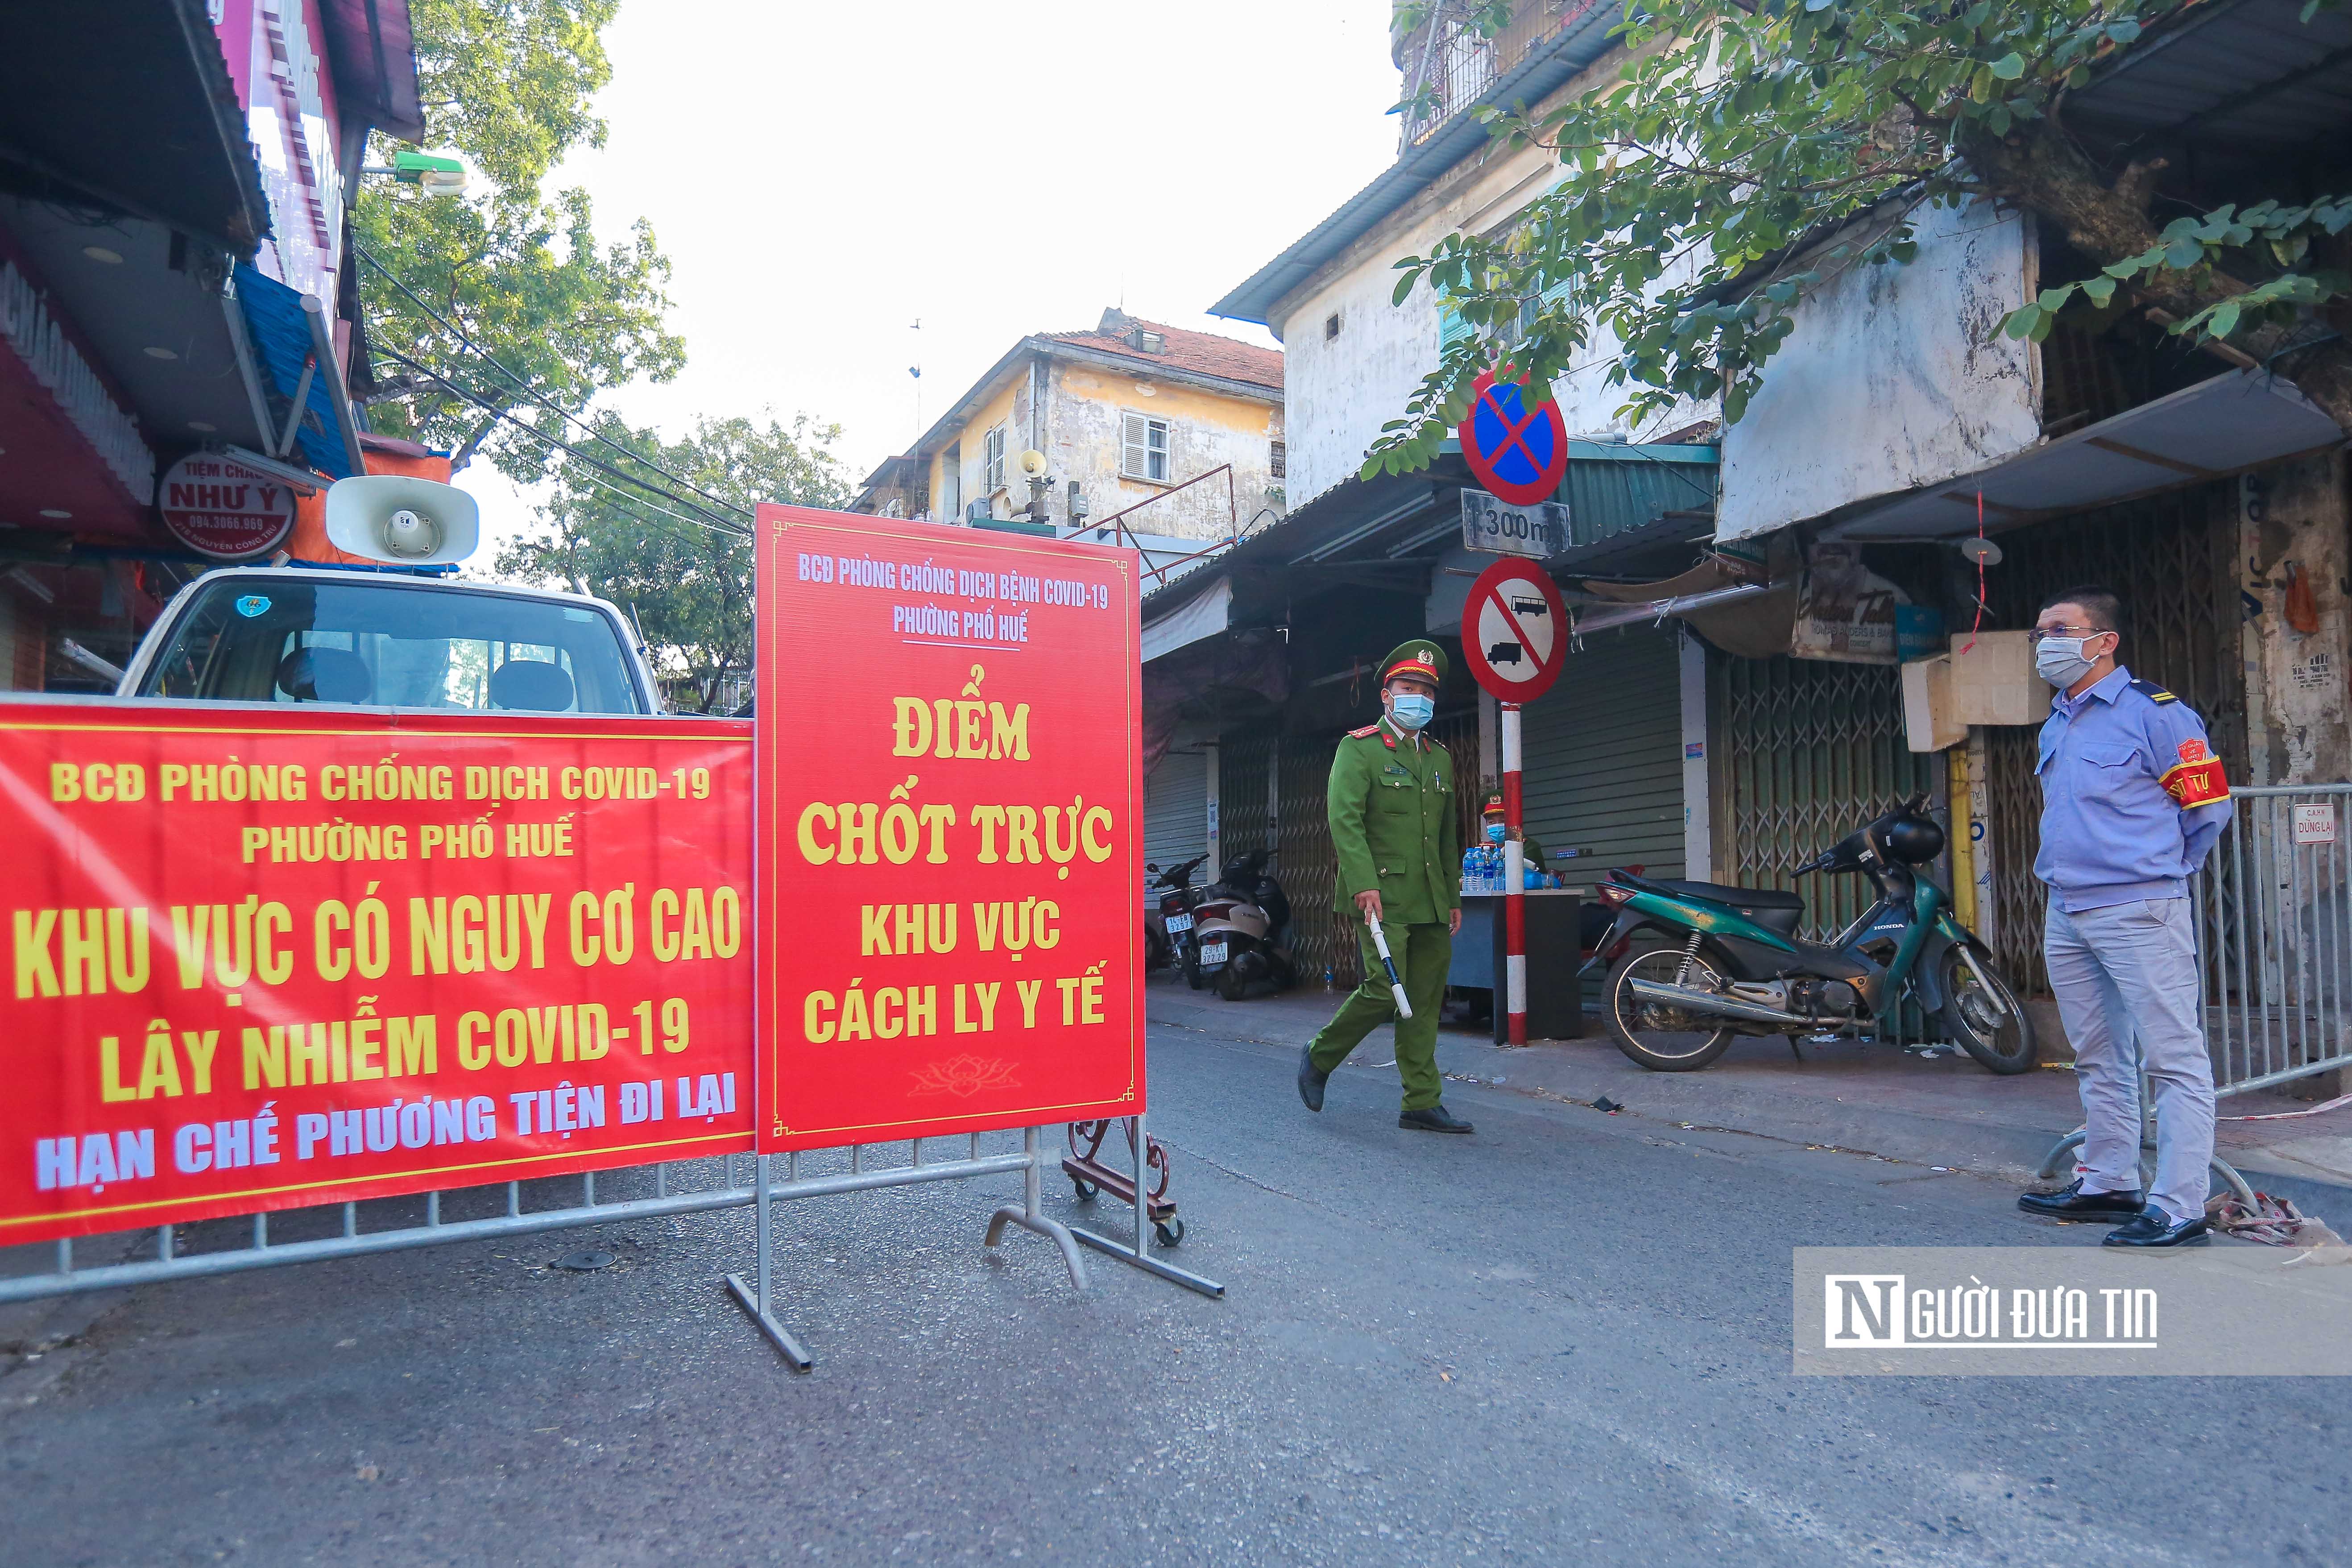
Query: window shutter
[[1122, 412, 1148, 478], [1439, 302, 1474, 355]]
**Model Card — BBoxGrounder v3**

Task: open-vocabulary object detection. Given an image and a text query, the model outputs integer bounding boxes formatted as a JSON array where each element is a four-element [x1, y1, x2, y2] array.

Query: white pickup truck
[[115, 566, 664, 715], [106, 474, 668, 715]]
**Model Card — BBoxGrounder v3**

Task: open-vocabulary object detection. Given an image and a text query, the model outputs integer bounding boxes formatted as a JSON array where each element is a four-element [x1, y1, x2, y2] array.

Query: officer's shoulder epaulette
[[2128, 679, 2180, 705], [1346, 723, 1382, 739]]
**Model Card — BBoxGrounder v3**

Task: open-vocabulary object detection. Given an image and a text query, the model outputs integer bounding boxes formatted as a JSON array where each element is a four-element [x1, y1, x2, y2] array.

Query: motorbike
[[1189, 846, 1296, 1001], [1144, 854, 1209, 974], [1581, 794, 2036, 1074]]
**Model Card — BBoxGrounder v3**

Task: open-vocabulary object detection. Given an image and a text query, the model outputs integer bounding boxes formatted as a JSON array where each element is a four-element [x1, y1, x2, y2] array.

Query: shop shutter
[[1143, 748, 1209, 888], [1518, 626, 1686, 881], [1712, 653, 1938, 943], [1977, 481, 2240, 993]]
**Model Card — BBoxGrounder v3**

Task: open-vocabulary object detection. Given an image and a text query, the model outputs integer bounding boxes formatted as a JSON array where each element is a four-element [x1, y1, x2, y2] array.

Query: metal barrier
[[0, 1153, 758, 1305], [2, 1121, 1223, 1351], [2195, 783, 2352, 1097]]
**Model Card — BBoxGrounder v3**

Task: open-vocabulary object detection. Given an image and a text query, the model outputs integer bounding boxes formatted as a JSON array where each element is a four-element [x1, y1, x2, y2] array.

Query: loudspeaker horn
[[323, 475, 481, 566]]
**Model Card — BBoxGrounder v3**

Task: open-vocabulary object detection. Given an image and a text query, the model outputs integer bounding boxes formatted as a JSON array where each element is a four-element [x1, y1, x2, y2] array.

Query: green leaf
[[2080, 276, 2117, 307], [2164, 236, 2206, 270], [2001, 303, 2041, 340], [1988, 52, 2025, 80], [2106, 20, 2141, 43], [2037, 284, 2076, 312], [2207, 300, 2243, 339]]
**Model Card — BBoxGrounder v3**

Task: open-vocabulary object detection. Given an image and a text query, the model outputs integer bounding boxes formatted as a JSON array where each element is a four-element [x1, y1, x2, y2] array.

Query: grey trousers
[[2044, 898, 2216, 1225]]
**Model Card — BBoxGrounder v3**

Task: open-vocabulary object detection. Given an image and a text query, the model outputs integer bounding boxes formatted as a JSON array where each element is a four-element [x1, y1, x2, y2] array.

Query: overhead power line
[[371, 346, 750, 538], [355, 244, 754, 522]]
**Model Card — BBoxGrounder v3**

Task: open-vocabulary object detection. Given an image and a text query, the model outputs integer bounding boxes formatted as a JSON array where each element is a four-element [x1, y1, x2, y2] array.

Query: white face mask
[[2035, 636, 2102, 688]]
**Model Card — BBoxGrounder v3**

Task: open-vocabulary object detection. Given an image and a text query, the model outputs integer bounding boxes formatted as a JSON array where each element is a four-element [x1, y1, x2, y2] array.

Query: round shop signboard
[[157, 452, 299, 560]]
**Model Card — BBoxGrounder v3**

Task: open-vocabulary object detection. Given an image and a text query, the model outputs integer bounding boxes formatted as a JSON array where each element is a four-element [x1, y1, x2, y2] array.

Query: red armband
[[2160, 737, 2230, 808]]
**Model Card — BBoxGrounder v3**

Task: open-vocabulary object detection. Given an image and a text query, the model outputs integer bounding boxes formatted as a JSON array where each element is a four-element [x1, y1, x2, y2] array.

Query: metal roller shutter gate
[[1518, 626, 1687, 881], [1143, 748, 1210, 888]]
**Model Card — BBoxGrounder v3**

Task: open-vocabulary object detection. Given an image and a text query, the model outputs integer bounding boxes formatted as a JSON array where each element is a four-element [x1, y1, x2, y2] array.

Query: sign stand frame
[[722, 1118, 1224, 1370], [1063, 1111, 1226, 1298]]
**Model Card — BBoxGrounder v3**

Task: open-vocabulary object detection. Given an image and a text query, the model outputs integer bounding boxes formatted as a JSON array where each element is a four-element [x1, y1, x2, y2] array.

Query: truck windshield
[[137, 577, 644, 714]]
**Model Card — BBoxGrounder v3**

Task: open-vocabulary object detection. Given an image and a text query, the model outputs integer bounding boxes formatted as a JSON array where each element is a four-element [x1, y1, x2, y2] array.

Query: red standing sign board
[[0, 704, 755, 1247], [753, 507, 1144, 1150], [1462, 557, 1567, 702]]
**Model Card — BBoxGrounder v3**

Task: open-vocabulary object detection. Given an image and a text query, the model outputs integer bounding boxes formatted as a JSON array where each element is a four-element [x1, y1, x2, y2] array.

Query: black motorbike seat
[[1615, 873, 1806, 936]]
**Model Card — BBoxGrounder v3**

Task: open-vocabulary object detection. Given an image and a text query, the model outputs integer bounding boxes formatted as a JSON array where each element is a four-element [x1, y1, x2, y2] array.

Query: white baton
[[1365, 909, 1412, 1020]]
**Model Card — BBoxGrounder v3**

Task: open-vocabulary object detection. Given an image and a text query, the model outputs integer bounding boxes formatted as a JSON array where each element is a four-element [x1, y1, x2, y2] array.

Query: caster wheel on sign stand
[[1072, 1179, 1098, 1201], [1154, 1217, 1185, 1248]]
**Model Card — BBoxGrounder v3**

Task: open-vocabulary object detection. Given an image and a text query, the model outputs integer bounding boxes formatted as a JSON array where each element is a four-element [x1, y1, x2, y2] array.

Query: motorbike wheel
[[1183, 951, 1203, 990], [1603, 944, 1737, 1072], [1215, 966, 1249, 1001], [1939, 946, 2037, 1074]]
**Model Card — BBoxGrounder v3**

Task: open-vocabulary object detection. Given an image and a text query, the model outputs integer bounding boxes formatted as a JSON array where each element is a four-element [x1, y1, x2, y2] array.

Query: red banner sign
[[753, 506, 1144, 1150], [0, 702, 754, 1245]]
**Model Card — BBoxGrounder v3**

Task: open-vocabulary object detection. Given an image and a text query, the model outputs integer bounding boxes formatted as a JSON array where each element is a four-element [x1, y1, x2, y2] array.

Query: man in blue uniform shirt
[[2018, 586, 2234, 1248]]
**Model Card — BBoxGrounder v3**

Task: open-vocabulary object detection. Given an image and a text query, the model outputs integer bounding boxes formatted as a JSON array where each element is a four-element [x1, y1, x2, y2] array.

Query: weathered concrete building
[[848, 310, 1284, 547]]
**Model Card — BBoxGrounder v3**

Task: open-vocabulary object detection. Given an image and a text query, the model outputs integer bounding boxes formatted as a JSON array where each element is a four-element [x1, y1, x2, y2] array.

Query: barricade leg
[[725, 1153, 814, 1371], [1066, 1113, 1225, 1299], [984, 1127, 1090, 1289]]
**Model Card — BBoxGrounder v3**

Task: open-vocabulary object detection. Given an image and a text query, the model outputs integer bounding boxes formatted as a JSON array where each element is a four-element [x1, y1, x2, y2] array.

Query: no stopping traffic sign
[[1458, 369, 1569, 508], [1463, 556, 1566, 702]]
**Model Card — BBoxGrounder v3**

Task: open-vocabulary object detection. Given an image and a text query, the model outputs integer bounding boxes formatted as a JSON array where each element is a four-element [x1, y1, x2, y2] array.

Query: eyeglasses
[[2026, 625, 2114, 645]]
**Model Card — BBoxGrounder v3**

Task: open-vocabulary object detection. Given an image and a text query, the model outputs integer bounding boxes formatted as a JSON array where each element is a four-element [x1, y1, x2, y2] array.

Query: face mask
[[1390, 693, 1434, 730], [2035, 637, 2098, 689], [1484, 823, 1506, 844]]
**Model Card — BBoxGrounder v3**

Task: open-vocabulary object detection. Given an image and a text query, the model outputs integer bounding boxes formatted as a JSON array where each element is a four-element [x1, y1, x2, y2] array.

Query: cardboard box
[[1902, 631, 2040, 750]]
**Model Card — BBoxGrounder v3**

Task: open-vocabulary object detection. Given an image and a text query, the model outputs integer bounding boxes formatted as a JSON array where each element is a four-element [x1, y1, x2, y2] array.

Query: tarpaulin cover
[[234, 264, 356, 481]]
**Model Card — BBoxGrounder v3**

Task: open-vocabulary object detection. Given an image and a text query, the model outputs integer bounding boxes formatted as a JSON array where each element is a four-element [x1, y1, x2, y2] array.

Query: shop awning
[[1142, 577, 1232, 663], [1825, 369, 2343, 542], [0, 0, 269, 256]]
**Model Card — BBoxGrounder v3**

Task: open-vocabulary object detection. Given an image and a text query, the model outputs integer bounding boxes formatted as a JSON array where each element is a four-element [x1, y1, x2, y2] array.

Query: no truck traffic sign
[[1463, 556, 1566, 702]]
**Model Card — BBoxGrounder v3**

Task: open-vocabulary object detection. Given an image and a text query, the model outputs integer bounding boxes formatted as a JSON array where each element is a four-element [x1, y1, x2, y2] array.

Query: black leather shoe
[[2018, 1179, 2145, 1222], [1297, 1047, 1328, 1113], [2103, 1210, 2211, 1248], [1399, 1104, 1473, 1134]]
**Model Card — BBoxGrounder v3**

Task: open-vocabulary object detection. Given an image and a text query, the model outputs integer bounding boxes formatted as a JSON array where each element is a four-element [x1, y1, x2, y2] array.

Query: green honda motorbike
[[1581, 794, 2036, 1074]]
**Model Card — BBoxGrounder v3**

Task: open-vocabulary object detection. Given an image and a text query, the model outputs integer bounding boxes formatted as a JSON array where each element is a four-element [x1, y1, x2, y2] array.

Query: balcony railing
[[1395, 1, 1607, 151]]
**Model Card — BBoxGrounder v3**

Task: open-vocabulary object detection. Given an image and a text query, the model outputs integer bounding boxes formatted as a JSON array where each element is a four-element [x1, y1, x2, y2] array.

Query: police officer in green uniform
[[1296, 640, 1471, 1133]]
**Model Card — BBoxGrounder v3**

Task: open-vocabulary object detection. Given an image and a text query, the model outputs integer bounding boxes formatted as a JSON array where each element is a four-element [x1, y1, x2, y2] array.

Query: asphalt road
[[4, 1015, 2346, 1567]]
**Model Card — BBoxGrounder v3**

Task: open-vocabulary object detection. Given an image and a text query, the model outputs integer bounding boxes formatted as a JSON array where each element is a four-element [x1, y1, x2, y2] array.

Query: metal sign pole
[[1501, 699, 1527, 1046]]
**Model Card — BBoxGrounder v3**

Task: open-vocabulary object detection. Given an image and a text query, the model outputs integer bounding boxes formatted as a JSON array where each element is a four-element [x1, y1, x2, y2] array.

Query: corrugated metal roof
[[1208, 6, 1626, 327], [2069, 0, 2352, 149], [1562, 440, 1717, 554]]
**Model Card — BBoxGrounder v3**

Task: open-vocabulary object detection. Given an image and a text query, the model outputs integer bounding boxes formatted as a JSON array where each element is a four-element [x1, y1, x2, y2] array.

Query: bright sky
[[462, 0, 1405, 564]]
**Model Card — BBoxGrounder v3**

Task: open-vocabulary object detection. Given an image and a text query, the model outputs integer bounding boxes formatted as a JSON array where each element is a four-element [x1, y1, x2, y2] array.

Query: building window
[[1140, 330, 1165, 354], [1269, 440, 1287, 480], [1122, 413, 1170, 483], [1325, 311, 1342, 340], [939, 446, 961, 520], [983, 426, 1007, 494]]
